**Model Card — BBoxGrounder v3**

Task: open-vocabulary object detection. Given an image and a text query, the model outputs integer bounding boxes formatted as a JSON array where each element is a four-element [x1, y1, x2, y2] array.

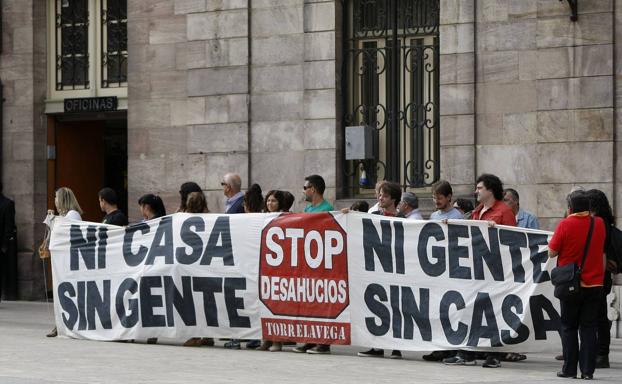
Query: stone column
[[0, 0, 47, 299], [439, 0, 476, 197]]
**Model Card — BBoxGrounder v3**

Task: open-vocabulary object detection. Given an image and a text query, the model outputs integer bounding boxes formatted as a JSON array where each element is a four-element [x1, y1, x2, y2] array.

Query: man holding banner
[[443, 174, 516, 368]]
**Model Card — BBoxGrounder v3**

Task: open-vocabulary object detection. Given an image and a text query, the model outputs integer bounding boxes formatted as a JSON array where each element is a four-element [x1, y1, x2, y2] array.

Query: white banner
[[50, 212, 561, 351]]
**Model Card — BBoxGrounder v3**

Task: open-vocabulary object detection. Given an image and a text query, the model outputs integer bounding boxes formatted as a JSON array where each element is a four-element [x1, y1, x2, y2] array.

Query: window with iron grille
[[101, 0, 127, 88], [52, 0, 127, 92], [55, 0, 89, 90], [342, 0, 440, 195]]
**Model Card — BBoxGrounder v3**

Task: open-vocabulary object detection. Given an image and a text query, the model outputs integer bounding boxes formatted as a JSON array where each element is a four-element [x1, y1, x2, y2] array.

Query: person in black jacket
[[0, 183, 16, 301], [98, 188, 128, 226], [222, 173, 245, 214], [585, 189, 618, 369]]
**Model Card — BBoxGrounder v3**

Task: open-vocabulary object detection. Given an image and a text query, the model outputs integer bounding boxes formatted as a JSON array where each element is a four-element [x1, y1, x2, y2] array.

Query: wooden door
[[54, 120, 106, 222]]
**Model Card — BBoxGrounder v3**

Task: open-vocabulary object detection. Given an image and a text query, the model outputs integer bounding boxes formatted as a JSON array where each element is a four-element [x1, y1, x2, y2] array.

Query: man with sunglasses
[[294, 174, 333, 355], [302, 174, 333, 213], [221, 173, 245, 214]]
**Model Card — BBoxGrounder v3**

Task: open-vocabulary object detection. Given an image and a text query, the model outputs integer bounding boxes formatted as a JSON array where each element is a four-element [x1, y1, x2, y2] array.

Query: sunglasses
[[221, 182, 228, 186], [303, 185, 312, 190]]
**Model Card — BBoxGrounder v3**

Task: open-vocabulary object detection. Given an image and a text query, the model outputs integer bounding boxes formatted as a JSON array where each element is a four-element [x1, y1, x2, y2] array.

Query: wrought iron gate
[[342, 0, 440, 195]]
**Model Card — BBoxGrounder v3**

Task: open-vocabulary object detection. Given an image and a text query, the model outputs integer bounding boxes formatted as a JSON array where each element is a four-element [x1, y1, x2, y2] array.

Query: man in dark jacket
[[0, 183, 17, 300], [222, 173, 245, 214]]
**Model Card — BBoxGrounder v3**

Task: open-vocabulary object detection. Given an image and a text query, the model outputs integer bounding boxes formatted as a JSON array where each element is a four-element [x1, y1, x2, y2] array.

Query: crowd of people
[[46, 172, 619, 379]]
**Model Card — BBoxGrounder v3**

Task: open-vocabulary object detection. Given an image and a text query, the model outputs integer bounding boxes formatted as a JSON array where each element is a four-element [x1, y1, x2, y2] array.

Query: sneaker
[[292, 343, 316, 353], [183, 338, 203, 347], [595, 355, 609, 369], [307, 344, 331, 354], [423, 350, 450, 361], [389, 350, 402, 359], [482, 356, 501, 368], [246, 339, 261, 349], [269, 342, 282, 352], [443, 356, 476, 366], [358, 348, 384, 357], [258, 341, 272, 351], [224, 339, 241, 349]]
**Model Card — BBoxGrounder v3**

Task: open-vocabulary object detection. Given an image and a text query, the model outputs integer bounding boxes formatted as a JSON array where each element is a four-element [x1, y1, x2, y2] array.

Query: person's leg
[[579, 287, 602, 378], [560, 297, 580, 376], [596, 273, 612, 367]]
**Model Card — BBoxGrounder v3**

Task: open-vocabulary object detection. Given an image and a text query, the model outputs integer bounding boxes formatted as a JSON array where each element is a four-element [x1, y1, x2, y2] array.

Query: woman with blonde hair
[[54, 187, 83, 220], [46, 187, 83, 338]]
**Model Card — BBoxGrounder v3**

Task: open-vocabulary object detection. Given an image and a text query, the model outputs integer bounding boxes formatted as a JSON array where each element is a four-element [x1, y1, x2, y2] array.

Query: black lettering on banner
[[176, 217, 205, 264], [86, 280, 112, 330], [364, 283, 390, 336], [391, 285, 401, 338], [394, 221, 405, 274], [164, 276, 197, 326], [470, 226, 503, 281], [499, 229, 527, 283], [145, 216, 174, 265], [529, 294, 560, 340], [139, 276, 166, 327], [439, 290, 467, 345], [224, 278, 250, 328], [501, 294, 530, 345], [201, 216, 235, 266], [58, 282, 78, 330], [417, 222, 446, 277], [77, 281, 87, 331], [70, 225, 97, 271], [97, 227, 108, 269], [447, 224, 471, 279], [401, 287, 431, 341], [528, 233, 550, 283], [123, 223, 150, 266], [193, 276, 223, 326], [362, 219, 393, 273], [115, 278, 139, 328], [467, 292, 502, 347]]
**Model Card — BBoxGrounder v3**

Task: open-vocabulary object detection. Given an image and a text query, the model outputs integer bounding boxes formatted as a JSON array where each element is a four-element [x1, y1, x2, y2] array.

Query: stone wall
[[128, 0, 337, 219], [472, 0, 614, 231], [0, 0, 47, 299], [439, 0, 476, 197]]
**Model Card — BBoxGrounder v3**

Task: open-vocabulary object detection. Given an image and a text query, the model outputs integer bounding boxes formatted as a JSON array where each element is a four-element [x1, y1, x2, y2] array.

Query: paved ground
[[1, 301, 621, 384]]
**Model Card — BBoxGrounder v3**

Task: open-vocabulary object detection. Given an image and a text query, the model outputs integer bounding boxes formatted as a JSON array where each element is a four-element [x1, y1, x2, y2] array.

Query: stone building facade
[[1, 0, 621, 304]]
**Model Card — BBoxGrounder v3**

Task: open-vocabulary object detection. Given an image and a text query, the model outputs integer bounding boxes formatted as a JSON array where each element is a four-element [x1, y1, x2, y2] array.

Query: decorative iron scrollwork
[[343, 0, 440, 195]]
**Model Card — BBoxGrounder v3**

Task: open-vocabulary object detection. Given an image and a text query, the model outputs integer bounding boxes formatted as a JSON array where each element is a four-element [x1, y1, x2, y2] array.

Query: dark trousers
[[597, 272, 613, 356], [560, 286, 602, 376]]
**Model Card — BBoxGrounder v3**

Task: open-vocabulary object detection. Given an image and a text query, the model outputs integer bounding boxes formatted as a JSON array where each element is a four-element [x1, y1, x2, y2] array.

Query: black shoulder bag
[[550, 217, 594, 300]]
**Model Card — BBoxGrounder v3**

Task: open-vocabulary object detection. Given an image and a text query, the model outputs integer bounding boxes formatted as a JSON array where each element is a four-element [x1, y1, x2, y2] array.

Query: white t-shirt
[[64, 210, 82, 221], [367, 202, 379, 213]]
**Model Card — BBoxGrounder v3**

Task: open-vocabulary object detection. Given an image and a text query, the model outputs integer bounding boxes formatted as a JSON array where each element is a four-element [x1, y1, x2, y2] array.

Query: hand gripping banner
[[49, 212, 560, 351]]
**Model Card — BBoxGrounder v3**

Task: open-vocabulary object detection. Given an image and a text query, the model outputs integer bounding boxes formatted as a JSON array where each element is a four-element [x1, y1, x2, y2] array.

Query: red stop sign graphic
[[259, 212, 349, 319]]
